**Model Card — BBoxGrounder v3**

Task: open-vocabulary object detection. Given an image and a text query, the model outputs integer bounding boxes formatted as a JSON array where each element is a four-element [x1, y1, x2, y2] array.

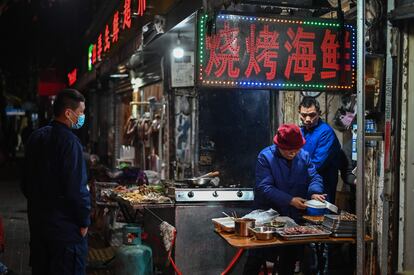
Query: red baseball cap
[[273, 124, 306, 150]]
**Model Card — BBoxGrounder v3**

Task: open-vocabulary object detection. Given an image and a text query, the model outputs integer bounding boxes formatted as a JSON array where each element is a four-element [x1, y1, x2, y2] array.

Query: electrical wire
[[144, 207, 163, 222], [144, 207, 182, 275], [220, 248, 244, 275]]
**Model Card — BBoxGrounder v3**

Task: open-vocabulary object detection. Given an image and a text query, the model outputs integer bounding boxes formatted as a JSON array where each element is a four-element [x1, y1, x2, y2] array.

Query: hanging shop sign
[[38, 69, 66, 96], [87, 0, 147, 71], [68, 68, 77, 86], [171, 52, 195, 87], [5, 106, 25, 116], [198, 13, 356, 91]]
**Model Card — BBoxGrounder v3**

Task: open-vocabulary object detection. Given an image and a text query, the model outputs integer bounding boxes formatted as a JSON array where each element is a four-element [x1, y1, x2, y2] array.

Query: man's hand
[[311, 194, 327, 202], [290, 197, 307, 210], [80, 227, 88, 237]]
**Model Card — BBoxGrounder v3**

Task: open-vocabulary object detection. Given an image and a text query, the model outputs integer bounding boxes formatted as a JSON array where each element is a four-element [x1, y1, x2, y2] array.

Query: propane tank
[[114, 224, 153, 275]]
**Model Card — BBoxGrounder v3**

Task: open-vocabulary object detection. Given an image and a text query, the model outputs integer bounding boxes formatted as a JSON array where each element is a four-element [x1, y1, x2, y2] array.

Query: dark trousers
[[302, 243, 355, 275], [302, 243, 327, 275], [30, 238, 87, 275], [243, 246, 301, 275]]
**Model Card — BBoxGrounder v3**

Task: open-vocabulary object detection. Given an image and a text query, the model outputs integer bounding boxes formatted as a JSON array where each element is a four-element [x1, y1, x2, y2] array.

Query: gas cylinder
[[114, 224, 153, 275]]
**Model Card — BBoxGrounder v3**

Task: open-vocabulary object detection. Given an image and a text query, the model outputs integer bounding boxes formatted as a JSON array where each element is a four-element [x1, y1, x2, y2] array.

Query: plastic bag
[[241, 209, 279, 226]]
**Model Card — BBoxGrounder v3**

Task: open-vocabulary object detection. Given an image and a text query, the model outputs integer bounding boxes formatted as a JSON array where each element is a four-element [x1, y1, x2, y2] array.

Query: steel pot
[[234, 218, 256, 237]]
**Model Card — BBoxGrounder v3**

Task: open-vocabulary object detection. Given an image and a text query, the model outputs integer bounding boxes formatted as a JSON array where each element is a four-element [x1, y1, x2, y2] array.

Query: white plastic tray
[[212, 217, 235, 232]]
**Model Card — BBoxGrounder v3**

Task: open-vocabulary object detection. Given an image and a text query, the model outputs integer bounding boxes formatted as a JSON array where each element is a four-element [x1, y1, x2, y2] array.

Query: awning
[[390, 2, 414, 21], [127, 12, 196, 88]]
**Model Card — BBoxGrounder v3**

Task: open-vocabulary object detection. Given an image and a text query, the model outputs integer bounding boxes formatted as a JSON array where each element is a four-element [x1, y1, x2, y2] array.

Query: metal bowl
[[249, 226, 278, 240], [264, 220, 286, 228]]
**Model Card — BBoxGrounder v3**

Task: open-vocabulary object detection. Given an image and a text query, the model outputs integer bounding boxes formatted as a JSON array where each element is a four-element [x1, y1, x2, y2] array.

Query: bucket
[[123, 224, 142, 245]]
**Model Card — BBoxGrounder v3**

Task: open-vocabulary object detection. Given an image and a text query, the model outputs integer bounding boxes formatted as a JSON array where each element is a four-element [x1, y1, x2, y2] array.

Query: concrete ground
[[0, 159, 31, 275], [0, 158, 119, 275]]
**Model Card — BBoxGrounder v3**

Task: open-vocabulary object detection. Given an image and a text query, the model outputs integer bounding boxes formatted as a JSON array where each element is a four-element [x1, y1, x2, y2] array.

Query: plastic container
[[305, 200, 327, 216], [352, 124, 357, 161], [115, 225, 153, 275]]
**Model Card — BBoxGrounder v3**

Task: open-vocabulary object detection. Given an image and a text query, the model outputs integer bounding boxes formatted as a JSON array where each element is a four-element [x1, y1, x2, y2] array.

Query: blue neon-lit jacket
[[254, 145, 324, 220], [301, 120, 341, 203], [22, 121, 91, 243]]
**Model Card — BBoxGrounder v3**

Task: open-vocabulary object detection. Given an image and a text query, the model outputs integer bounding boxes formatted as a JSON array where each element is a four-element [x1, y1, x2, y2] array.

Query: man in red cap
[[243, 124, 325, 275]]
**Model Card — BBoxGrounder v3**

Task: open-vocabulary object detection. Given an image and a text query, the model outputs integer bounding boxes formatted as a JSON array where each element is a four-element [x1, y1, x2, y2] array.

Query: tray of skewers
[[276, 225, 332, 240]]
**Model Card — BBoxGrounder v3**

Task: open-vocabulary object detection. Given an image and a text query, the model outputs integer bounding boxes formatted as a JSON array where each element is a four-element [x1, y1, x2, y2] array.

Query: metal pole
[[381, 0, 397, 272], [356, 0, 366, 274]]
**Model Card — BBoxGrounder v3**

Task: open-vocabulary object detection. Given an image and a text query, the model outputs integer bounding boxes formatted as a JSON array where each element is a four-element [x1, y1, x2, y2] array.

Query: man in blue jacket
[[22, 89, 91, 275], [299, 96, 341, 203], [243, 124, 325, 275], [299, 96, 341, 274]]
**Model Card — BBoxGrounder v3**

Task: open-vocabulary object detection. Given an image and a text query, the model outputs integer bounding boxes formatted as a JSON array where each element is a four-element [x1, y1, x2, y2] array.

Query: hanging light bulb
[[172, 33, 184, 59], [172, 47, 184, 59]]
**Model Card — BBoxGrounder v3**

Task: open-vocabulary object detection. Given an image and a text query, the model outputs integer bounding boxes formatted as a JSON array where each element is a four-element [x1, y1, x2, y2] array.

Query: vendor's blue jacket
[[22, 121, 91, 243], [301, 120, 341, 203], [254, 145, 324, 220]]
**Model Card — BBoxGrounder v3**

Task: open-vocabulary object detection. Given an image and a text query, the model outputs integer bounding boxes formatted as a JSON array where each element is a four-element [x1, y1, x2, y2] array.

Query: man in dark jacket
[[244, 124, 325, 275], [21, 89, 91, 275]]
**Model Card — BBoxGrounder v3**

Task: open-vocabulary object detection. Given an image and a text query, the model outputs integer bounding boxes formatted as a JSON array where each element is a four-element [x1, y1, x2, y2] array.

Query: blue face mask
[[69, 111, 85, 129]]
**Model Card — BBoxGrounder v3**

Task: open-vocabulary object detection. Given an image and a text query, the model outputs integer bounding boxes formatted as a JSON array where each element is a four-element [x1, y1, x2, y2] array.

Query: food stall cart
[[213, 211, 372, 274], [216, 229, 372, 275], [122, 4, 357, 273]]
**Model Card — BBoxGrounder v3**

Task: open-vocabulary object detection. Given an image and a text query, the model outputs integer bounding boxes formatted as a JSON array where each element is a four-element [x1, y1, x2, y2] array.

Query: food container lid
[[305, 199, 327, 209]]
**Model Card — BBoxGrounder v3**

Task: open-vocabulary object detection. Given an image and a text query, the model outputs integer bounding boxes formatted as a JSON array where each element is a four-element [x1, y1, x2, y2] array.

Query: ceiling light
[[172, 32, 184, 59], [110, 73, 129, 78], [172, 47, 184, 58]]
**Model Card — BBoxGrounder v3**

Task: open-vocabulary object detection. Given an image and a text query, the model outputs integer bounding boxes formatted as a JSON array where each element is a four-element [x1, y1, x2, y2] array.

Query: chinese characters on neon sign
[[138, 0, 146, 16], [205, 22, 240, 78], [113, 11, 120, 43], [104, 24, 111, 52], [245, 24, 279, 80], [68, 69, 77, 86], [123, 0, 132, 29], [88, 0, 146, 68], [199, 14, 355, 90]]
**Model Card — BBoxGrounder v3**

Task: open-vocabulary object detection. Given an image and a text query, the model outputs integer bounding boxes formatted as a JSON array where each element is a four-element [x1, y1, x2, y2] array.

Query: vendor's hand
[[311, 194, 327, 202], [290, 197, 307, 210], [80, 227, 88, 237]]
